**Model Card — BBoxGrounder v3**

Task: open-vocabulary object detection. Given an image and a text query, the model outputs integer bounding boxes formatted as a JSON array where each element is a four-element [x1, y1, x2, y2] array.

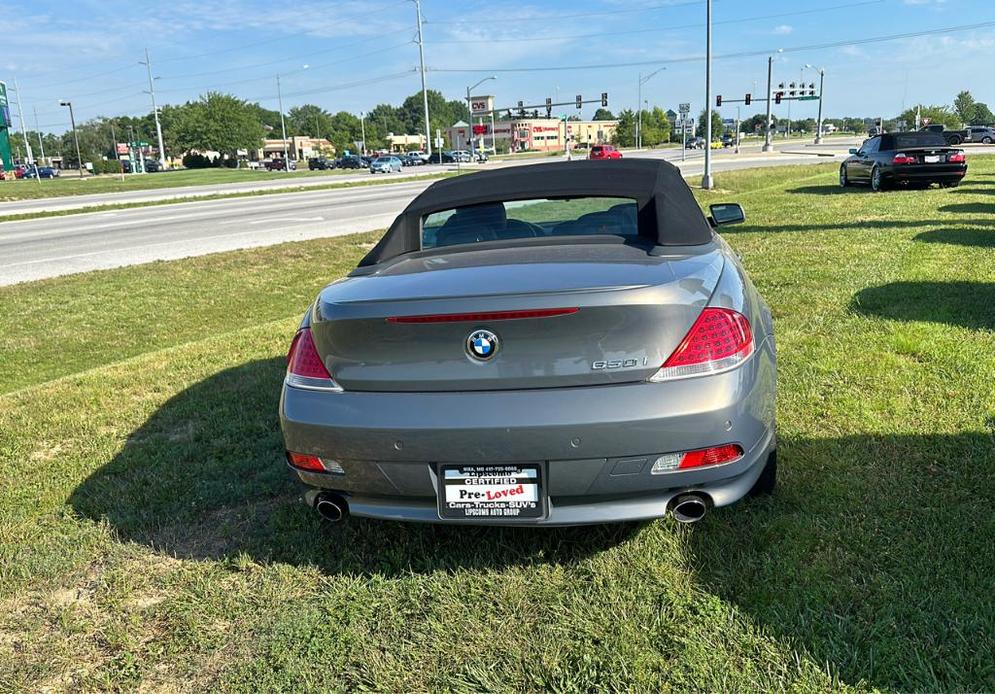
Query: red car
[[588, 144, 622, 160]]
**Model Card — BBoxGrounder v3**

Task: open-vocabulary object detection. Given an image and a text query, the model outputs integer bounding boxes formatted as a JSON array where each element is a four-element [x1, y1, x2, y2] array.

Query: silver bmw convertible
[[280, 159, 776, 525]]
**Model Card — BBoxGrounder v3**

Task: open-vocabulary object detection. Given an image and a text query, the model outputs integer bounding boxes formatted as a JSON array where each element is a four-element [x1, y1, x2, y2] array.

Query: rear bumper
[[885, 165, 966, 182], [280, 336, 776, 525]]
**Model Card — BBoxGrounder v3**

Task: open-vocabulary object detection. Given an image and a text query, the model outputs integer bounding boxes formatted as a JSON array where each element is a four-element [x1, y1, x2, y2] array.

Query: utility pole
[[33, 106, 46, 166], [141, 48, 167, 169], [277, 74, 290, 169], [12, 79, 36, 178], [60, 100, 83, 179], [763, 52, 780, 152], [413, 0, 432, 156], [805, 64, 826, 144], [701, 0, 713, 190], [360, 112, 366, 155]]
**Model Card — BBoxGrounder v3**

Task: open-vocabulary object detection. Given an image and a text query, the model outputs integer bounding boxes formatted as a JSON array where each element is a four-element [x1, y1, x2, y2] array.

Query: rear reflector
[[651, 444, 744, 474], [387, 308, 578, 324], [650, 307, 754, 381], [285, 328, 343, 391]]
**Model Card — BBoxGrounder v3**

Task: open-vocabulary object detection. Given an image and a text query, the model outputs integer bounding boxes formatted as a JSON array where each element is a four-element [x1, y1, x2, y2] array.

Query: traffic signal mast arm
[[474, 94, 608, 119]]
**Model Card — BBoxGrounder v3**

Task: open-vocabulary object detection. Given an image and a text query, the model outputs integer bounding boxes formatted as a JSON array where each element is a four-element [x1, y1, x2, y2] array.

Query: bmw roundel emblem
[[466, 329, 499, 361]]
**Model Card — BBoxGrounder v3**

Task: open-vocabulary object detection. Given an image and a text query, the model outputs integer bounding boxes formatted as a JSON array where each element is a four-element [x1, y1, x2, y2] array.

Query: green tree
[[167, 92, 266, 160], [287, 104, 333, 139], [612, 109, 635, 146], [898, 104, 961, 131], [696, 108, 724, 139], [953, 90, 976, 124], [640, 107, 672, 146], [592, 108, 615, 121], [967, 102, 994, 126]]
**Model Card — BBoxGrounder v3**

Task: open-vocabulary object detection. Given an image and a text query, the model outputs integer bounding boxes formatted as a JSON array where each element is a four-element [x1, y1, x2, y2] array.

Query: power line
[[429, 0, 883, 45], [428, 0, 711, 26], [427, 18, 995, 73]]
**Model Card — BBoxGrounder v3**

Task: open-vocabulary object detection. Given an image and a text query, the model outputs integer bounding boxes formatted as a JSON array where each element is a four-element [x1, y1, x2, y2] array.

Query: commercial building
[[258, 136, 334, 161], [448, 118, 618, 153], [386, 133, 427, 152]]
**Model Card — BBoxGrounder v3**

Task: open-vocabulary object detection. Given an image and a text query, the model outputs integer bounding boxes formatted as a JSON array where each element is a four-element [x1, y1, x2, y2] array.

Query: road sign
[[679, 102, 690, 114], [798, 95, 819, 101], [130, 140, 149, 147]]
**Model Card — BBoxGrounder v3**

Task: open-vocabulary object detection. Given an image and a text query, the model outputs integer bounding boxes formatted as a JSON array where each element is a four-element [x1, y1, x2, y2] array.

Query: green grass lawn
[[0, 166, 370, 202], [1, 160, 994, 691]]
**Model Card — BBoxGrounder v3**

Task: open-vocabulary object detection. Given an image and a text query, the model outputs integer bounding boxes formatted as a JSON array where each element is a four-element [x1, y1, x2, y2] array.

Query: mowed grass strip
[[0, 166, 380, 202], [1, 160, 994, 691]]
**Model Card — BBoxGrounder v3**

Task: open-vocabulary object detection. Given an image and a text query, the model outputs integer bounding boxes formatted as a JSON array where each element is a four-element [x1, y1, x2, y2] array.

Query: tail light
[[892, 152, 915, 165], [286, 452, 345, 474], [650, 307, 754, 382], [285, 327, 343, 391], [948, 151, 966, 163], [651, 444, 744, 474]]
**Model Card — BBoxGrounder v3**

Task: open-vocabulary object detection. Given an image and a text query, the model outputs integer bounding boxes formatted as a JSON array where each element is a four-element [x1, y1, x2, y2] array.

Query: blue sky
[[3, 0, 993, 134]]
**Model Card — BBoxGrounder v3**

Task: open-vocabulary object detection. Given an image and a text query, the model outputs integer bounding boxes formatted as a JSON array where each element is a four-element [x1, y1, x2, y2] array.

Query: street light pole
[[805, 64, 826, 144], [466, 76, 496, 159], [637, 67, 666, 150], [60, 100, 83, 179], [412, 0, 432, 157], [360, 112, 366, 156], [701, 0, 714, 190], [141, 48, 167, 170], [33, 106, 46, 165], [276, 74, 290, 169]]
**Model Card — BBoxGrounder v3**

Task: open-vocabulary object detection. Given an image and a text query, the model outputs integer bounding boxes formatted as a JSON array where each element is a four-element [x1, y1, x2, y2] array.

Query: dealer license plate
[[925, 155, 941, 163], [438, 464, 545, 520]]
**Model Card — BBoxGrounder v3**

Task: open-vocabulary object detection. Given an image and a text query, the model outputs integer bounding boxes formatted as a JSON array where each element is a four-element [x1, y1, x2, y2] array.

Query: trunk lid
[[312, 243, 725, 392]]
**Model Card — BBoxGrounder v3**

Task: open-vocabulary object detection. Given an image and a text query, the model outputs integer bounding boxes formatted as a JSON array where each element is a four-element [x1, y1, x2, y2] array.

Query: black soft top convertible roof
[[357, 159, 713, 267]]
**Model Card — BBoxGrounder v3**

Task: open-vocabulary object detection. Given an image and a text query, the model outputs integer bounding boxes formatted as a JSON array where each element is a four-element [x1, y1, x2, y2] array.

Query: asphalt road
[[0, 140, 858, 286]]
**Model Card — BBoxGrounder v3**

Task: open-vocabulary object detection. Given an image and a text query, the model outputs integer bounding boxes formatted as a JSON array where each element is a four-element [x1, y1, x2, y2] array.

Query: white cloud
[[772, 25, 794, 36]]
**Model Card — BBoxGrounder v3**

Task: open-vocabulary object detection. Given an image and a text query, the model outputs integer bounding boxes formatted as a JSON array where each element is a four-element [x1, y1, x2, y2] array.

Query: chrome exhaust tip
[[670, 493, 708, 524], [314, 492, 348, 523]]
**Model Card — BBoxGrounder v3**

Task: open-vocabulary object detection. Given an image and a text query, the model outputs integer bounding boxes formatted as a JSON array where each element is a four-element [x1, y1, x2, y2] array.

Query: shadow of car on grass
[[852, 280, 995, 331], [67, 349, 995, 689], [68, 357, 640, 576], [914, 228, 995, 248]]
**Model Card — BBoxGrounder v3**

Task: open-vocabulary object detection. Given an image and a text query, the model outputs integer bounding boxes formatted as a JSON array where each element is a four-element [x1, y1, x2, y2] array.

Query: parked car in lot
[[427, 151, 456, 164], [142, 159, 161, 173], [475, 150, 489, 163], [840, 131, 967, 191], [965, 126, 995, 144], [336, 156, 364, 169], [449, 150, 473, 163], [401, 153, 425, 166], [22, 165, 60, 179], [12, 165, 27, 179], [721, 133, 736, 147], [280, 159, 776, 526], [688, 137, 707, 149], [588, 144, 622, 160], [308, 157, 336, 170], [265, 158, 296, 171], [920, 124, 970, 146], [370, 155, 402, 174]]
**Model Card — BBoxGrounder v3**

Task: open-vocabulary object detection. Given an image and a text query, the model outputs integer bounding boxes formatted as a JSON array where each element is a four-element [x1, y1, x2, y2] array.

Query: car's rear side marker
[[387, 308, 579, 324]]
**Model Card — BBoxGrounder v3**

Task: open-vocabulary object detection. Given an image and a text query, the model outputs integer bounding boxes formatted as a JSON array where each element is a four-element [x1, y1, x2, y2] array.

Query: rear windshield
[[892, 133, 946, 149], [421, 197, 638, 249]]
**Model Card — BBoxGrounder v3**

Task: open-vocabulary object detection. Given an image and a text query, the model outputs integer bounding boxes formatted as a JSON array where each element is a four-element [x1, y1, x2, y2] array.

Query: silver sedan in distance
[[369, 155, 402, 174], [280, 160, 777, 526]]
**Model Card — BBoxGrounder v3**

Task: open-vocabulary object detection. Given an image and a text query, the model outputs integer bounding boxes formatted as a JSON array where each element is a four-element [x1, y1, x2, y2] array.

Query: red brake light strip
[[387, 308, 579, 324]]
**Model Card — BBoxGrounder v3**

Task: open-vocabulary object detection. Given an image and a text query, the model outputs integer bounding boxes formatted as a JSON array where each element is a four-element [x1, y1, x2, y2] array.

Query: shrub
[[182, 153, 214, 169]]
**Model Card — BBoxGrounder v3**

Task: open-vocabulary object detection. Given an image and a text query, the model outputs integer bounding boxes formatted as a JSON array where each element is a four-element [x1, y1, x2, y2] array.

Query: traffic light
[[716, 95, 722, 107], [601, 92, 608, 107], [745, 93, 752, 106], [775, 92, 782, 105], [576, 94, 583, 109]]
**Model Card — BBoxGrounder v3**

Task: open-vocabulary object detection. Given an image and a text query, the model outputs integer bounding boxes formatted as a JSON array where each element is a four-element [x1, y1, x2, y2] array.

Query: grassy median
[[1, 160, 994, 691], [0, 166, 385, 202]]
